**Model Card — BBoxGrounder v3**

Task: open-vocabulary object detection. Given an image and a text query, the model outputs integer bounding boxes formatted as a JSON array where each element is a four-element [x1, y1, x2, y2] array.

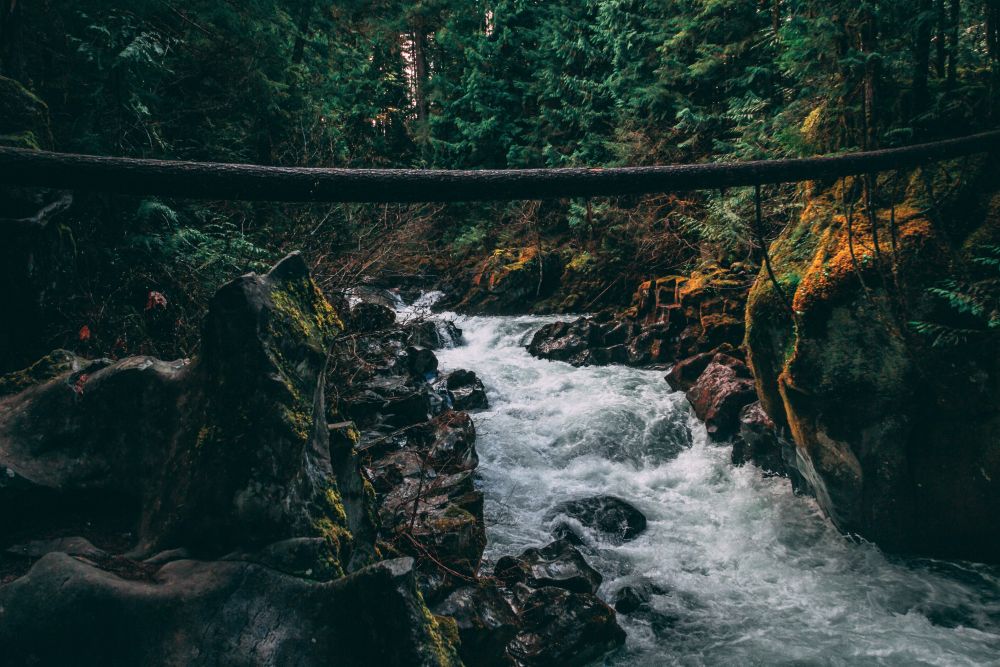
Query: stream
[[405, 299, 1000, 665]]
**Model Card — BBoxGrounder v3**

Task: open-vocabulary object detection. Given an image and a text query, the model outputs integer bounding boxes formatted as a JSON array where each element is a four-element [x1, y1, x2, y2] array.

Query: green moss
[[0, 350, 79, 397], [417, 590, 462, 666]]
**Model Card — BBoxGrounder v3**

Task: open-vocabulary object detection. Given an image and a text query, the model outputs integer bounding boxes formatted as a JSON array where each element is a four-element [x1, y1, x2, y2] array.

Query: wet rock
[[436, 369, 489, 411], [614, 586, 644, 614], [508, 584, 626, 667], [527, 318, 606, 366], [407, 320, 463, 350], [5, 536, 106, 561], [665, 350, 715, 392], [423, 411, 479, 473], [612, 580, 668, 615], [0, 253, 378, 575], [351, 300, 397, 332], [405, 345, 440, 378], [684, 353, 757, 441], [494, 539, 602, 595], [433, 585, 520, 667], [549, 496, 647, 544], [733, 401, 786, 475], [0, 554, 459, 666]]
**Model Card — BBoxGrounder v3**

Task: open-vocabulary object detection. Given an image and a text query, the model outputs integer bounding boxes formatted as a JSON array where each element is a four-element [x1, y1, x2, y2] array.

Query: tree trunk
[[0, 132, 998, 203], [947, 0, 960, 88], [411, 20, 429, 125], [292, 1, 315, 65], [913, 0, 934, 116], [0, 0, 21, 79], [860, 10, 880, 149], [936, 0, 948, 76]]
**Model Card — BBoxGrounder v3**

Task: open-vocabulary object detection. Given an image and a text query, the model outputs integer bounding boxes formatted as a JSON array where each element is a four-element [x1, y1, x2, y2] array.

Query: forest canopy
[[2, 0, 999, 359]]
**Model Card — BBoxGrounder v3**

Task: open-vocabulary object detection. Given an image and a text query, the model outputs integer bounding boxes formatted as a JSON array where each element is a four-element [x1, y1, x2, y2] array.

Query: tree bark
[[0, 132, 998, 203], [947, 0, 960, 88], [913, 0, 934, 116], [936, 0, 948, 76], [411, 20, 429, 124]]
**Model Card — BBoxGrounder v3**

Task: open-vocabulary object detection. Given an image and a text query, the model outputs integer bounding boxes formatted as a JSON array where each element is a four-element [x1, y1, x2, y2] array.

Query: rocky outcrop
[[457, 247, 563, 314], [329, 293, 627, 666], [732, 401, 787, 476], [527, 263, 750, 368], [745, 169, 1000, 561], [0, 253, 459, 665]]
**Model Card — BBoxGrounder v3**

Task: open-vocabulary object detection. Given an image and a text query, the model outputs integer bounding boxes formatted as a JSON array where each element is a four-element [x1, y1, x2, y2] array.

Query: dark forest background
[[2, 0, 999, 360]]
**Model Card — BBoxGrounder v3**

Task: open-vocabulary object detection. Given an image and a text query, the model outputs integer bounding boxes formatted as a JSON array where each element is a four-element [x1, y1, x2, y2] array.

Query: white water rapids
[[400, 297, 1000, 665]]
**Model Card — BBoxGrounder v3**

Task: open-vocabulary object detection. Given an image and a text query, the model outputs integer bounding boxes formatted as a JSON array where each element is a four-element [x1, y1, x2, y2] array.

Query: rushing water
[[402, 299, 1000, 665]]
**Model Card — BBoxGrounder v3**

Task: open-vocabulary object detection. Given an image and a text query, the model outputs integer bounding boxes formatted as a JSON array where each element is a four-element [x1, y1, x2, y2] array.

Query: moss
[[324, 486, 349, 525], [0, 350, 79, 397], [417, 590, 462, 666]]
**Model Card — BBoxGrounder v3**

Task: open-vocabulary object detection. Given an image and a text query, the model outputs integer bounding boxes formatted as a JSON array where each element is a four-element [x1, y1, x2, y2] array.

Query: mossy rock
[[745, 168, 1000, 561]]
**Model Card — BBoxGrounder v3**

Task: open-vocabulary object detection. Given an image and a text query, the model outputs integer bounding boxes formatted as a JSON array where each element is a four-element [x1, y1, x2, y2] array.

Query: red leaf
[[145, 291, 168, 311], [73, 374, 89, 395], [78, 325, 91, 342]]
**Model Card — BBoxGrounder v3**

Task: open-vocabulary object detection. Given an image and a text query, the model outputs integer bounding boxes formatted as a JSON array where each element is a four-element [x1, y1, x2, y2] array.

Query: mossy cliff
[[745, 162, 1000, 561]]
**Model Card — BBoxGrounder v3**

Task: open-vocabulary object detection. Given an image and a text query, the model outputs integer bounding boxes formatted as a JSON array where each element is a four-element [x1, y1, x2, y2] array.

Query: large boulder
[[0, 554, 458, 666], [684, 353, 757, 441], [494, 539, 602, 595], [1, 253, 378, 575], [507, 584, 626, 667], [745, 169, 1000, 561]]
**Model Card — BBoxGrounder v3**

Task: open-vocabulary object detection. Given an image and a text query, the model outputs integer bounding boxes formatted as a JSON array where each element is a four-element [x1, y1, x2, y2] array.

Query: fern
[[911, 245, 1000, 347]]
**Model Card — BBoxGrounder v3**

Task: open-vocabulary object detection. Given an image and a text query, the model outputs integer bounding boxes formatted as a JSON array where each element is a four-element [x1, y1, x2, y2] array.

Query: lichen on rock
[[745, 166, 1000, 561]]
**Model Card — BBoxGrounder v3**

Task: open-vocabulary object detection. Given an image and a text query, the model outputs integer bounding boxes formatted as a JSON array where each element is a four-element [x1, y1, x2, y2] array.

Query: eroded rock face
[[745, 175, 1000, 561], [732, 401, 786, 476], [527, 263, 750, 369]]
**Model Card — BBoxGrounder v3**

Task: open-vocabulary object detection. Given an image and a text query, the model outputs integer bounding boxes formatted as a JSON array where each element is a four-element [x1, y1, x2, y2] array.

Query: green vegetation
[[2, 0, 999, 360]]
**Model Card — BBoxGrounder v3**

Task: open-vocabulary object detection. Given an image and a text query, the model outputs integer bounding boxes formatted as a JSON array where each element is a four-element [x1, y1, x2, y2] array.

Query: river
[[404, 299, 1000, 665]]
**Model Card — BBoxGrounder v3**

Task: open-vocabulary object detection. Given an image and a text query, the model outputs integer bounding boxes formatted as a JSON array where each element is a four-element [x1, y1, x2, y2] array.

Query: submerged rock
[[548, 495, 647, 544]]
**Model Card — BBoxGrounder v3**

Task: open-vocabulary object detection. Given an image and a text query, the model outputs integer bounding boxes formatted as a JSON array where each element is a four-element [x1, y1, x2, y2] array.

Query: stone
[[407, 320, 463, 350], [0, 253, 378, 577], [494, 539, 602, 595], [733, 401, 786, 476], [507, 584, 626, 667], [351, 301, 397, 332], [405, 345, 440, 378], [0, 553, 459, 666], [685, 353, 757, 441], [548, 496, 647, 544], [433, 585, 520, 667], [527, 317, 605, 366], [436, 369, 489, 411]]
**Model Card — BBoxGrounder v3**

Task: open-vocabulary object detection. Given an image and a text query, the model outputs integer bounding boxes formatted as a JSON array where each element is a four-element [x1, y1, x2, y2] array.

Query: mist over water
[[422, 307, 1000, 665]]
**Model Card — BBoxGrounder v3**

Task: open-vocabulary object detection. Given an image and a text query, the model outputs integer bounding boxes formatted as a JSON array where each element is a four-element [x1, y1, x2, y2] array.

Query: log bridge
[[0, 131, 999, 203]]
